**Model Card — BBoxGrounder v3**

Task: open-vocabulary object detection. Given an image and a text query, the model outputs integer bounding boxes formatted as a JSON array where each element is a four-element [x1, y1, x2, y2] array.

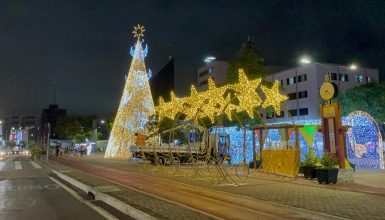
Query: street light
[[349, 64, 357, 70], [100, 120, 105, 124]]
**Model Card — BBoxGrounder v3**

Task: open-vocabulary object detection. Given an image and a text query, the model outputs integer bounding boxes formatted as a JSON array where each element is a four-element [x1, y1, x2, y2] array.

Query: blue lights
[[345, 112, 384, 169], [216, 111, 383, 169], [147, 69, 152, 80]]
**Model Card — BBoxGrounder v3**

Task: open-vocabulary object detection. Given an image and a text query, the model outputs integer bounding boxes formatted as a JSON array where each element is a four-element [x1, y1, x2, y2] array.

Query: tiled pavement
[[42, 160, 214, 220], [48, 157, 385, 219]]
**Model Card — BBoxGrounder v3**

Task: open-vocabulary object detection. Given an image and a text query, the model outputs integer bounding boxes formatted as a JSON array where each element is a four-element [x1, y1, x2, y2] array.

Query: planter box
[[303, 166, 317, 179], [249, 160, 262, 169], [316, 168, 339, 184]]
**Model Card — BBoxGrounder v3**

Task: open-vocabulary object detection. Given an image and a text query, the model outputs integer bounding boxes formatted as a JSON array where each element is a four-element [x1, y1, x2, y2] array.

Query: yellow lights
[[261, 81, 288, 114], [232, 69, 262, 118], [105, 25, 155, 159], [156, 69, 287, 123], [349, 64, 357, 70], [217, 94, 237, 121], [132, 24, 145, 40]]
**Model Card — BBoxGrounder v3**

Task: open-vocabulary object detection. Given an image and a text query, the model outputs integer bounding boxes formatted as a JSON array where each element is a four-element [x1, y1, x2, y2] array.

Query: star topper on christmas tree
[[132, 24, 145, 41]]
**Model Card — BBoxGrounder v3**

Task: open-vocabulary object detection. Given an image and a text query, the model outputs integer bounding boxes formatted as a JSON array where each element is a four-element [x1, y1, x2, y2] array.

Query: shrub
[[320, 154, 338, 169], [30, 146, 42, 160], [303, 153, 318, 167]]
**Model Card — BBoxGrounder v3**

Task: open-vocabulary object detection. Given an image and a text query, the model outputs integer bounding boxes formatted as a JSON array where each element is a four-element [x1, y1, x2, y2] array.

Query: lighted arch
[[346, 111, 384, 169]]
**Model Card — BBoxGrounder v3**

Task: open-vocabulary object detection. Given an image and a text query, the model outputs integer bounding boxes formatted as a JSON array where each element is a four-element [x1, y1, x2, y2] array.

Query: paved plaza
[[46, 155, 385, 219]]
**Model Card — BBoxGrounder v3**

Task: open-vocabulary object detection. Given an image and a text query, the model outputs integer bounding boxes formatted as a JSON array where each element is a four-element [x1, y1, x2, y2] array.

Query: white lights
[[204, 56, 216, 63], [349, 64, 357, 70], [104, 25, 155, 159], [299, 56, 311, 64]]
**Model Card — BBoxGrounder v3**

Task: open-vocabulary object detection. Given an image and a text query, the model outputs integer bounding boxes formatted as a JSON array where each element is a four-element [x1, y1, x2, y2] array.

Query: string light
[[132, 24, 145, 39], [231, 69, 262, 118], [261, 81, 288, 114], [105, 25, 155, 159], [155, 69, 286, 123]]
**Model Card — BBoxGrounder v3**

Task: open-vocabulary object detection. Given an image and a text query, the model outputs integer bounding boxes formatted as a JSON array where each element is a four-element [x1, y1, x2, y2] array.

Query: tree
[[227, 48, 266, 83], [226, 48, 267, 126], [339, 82, 385, 124], [54, 115, 95, 143], [105, 25, 155, 158]]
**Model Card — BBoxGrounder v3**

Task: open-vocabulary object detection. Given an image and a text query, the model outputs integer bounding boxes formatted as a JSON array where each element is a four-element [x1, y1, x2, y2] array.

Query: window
[[298, 91, 308, 99], [199, 80, 208, 87], [299, 108, 308, 116], [199, 70, 209, 78], [208, 67, 213, 74], [280, 80, 284, 86], [366, 76, 371, 83], [355, 75, 363, 83], [288, 109, 298, 117], [297, 74, 307, 82], [287, 92, 297, 100], [330, 73, 337, 81], [286, 77, 296, 85], [339, 74, 349, 82], [266, 111, 284, 119], [275, 111, 284, 118]]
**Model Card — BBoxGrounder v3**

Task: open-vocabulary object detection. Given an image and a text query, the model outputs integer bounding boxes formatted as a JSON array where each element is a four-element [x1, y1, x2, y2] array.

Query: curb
[[52, 169, 157, 220]]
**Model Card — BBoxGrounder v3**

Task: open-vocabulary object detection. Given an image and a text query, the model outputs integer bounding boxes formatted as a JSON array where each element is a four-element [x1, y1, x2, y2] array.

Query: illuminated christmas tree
[[105, 25, 155, 158]]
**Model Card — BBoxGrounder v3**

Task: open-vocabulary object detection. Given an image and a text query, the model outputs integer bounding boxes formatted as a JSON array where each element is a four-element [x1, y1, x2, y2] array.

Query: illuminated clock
[[320, 82, 337, 100]]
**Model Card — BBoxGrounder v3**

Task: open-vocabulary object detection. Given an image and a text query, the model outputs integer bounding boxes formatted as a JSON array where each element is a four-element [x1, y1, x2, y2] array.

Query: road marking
[[49, 177, 118, 220], [14, 161, 22, 170], [0, 184, 60, 192], [30, 161, 42, 169]]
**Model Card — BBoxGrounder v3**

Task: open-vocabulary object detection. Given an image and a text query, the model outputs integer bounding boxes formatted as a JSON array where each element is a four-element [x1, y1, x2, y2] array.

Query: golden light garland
[[156, 69, 287, 123]]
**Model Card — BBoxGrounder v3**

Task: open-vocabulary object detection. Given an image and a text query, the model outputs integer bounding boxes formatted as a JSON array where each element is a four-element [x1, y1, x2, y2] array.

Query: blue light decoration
[[147, 69, 152, 80], [214, 111, 384, 169], [130, 42, 148, 59], [210, 126, 254, 164], [345, 111, 384, 169]]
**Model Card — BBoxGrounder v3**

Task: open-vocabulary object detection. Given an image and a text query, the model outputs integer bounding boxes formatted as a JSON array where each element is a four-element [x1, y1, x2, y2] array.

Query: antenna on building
[[53, 81, 56, 104], [242, 35, 255, 50]]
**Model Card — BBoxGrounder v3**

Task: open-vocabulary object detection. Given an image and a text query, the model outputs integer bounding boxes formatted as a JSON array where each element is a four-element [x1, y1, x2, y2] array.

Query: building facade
[[41, 104, 67, 138], [150, 58, 175, 103], [264, 63, 379, 123], [197, 61, 228, 91]]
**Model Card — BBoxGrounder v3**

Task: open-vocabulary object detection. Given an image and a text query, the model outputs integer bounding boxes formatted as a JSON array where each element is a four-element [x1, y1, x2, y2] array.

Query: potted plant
[[316, 154, 339, 184], [302, 153, 318, 179]]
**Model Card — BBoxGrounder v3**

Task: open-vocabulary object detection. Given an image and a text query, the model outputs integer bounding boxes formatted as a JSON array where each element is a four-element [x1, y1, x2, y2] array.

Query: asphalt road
[[0, 155, 105, 220]]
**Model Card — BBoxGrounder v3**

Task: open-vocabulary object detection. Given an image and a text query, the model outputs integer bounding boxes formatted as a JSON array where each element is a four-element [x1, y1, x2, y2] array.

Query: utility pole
[[46, 123, 50, 161]]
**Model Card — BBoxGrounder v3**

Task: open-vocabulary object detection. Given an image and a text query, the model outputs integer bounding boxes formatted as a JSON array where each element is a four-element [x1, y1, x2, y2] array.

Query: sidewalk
[[41, 160, 215, 220], [48, 156, 385, 219]]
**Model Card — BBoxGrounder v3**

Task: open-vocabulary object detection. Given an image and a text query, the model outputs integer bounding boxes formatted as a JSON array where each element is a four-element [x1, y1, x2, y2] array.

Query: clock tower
[[320, 74, 346, 168]]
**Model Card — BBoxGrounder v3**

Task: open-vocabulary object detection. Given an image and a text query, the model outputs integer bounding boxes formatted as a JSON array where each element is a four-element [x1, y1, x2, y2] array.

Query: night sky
[[1, 0, 384, 117]]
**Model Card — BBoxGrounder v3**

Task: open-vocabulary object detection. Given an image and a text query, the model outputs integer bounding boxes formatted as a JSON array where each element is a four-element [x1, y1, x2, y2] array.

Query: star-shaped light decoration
[[155, 96, 171, 120], [199, 78, 229, 122], [155, 91, 186, 121], [217, 94, 238, 121], [231, 69, 262, 118], [132, 24, 145, 40], [261, 80, 288, 114], [184, 85, 206, 121]]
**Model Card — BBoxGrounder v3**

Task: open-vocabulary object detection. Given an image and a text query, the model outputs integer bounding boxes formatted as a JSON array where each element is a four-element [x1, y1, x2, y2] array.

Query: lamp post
[[91, 119, 105, 142]]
